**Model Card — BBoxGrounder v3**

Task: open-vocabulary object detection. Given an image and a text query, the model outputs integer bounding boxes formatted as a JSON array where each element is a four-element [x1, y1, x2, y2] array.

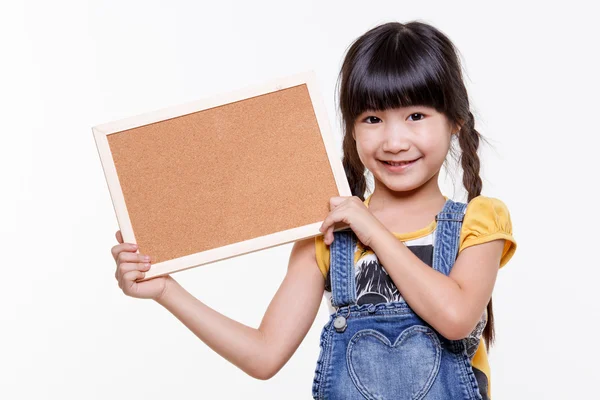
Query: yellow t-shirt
[[314, 194, 517, 400]]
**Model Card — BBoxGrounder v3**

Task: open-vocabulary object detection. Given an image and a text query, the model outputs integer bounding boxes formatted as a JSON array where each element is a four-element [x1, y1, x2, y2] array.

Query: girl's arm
[[370, 229, 504, 341], [155, 237, 325, 380]]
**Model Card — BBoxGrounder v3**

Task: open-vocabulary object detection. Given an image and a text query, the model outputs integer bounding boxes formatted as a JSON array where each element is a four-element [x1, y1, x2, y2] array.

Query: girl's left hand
[[319, 196, 386, 247]]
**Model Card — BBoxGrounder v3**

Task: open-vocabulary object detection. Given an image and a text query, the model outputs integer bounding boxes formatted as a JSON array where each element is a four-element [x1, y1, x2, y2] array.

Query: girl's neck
[[366, 175, 447, 234], [368, 179, 446, 215]]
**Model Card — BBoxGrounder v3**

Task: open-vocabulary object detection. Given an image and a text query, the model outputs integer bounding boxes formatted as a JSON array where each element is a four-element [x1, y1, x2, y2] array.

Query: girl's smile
[[379, 157, 422, 172]]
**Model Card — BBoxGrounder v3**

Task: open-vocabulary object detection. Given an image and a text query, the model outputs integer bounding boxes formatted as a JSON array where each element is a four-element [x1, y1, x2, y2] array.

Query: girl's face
[[353, 106, 457, 194]]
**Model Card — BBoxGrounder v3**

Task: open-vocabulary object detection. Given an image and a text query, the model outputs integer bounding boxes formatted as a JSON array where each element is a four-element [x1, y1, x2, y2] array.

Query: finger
[[329, 196, 351, 210], [122, 270, 145, 292], [116, 230, 123, 244], [327, 226, 334, 244], [117, 262, 150, 287], [320, 214, 332, 234], [117, 251, 150, 265], [116, 260, 151, 282], [115, 253, 150, 282], [117, 260, 151, 277], [329, 197, 342, 211], [111, 243, 139, 261], [324, 226, 331, 245], [123, 269, 145, 283]]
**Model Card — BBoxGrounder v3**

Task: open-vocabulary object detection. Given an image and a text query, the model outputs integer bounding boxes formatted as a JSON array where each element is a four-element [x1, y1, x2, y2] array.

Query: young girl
[[111, 21, 516, 399]]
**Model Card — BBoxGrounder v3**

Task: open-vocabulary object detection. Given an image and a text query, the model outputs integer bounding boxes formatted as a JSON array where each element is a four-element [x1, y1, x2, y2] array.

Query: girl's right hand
[[111, 230, 172, 301]]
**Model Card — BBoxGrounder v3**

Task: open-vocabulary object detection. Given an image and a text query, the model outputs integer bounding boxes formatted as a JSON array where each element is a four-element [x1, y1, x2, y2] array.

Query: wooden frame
[[92, 70, 351, 281]]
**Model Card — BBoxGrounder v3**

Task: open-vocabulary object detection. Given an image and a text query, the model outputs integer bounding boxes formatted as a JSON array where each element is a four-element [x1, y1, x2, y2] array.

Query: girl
[[111, 21, 516, 399]]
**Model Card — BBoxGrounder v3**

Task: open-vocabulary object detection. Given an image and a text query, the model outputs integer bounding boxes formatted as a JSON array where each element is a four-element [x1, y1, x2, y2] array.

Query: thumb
[[329, 196, 349, 210]]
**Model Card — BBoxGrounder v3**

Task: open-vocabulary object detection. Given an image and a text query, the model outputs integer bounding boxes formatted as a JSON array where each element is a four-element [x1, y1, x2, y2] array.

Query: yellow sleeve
[[314, 235, 330, 279], [459, 196, 517, 268]]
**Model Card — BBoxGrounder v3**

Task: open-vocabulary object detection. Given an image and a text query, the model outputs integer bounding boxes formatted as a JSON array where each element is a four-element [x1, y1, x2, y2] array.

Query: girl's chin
[[373, 174, 422, 191]]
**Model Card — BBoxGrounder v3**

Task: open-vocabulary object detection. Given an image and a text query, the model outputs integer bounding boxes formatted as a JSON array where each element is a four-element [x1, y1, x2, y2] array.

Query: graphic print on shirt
[[324, 232, 434, 305], [353, 244, 434, 305]]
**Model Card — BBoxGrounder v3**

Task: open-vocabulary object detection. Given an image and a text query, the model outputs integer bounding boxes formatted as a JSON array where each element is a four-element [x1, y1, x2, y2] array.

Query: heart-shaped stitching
[[347, 325, 441, 400]]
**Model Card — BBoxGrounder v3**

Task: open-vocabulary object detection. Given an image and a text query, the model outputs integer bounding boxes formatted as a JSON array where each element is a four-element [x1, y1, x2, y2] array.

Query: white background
[[2, 1, 598, 399]]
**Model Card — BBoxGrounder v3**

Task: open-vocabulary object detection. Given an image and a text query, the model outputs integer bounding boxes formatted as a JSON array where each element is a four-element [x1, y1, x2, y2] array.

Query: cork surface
[[106, 84, 339, 264]]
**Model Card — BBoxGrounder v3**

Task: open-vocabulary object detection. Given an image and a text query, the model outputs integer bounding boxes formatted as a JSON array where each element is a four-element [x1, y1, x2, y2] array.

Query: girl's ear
[[453, 119, 465, 135]]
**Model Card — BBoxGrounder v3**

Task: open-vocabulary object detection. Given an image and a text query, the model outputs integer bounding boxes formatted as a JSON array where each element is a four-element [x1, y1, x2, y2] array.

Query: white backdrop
[[2, 1, 598, 399]]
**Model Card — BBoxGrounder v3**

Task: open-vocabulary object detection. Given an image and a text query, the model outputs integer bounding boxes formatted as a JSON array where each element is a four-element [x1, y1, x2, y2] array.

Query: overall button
[[333, 315, 347, 333]]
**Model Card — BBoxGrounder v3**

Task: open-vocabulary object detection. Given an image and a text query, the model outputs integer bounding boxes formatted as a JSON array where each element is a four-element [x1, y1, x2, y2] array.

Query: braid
[[342, 128, 367, 201], [457, 111, 495, 349], [457, 112, 482, 202]]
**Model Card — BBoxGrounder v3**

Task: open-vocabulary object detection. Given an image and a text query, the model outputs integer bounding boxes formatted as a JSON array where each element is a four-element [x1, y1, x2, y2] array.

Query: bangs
[[344, 31, 448, 120]]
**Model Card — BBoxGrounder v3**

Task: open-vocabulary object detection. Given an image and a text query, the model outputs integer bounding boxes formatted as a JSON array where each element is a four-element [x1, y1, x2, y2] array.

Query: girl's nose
[[381, 126, 411, 152]]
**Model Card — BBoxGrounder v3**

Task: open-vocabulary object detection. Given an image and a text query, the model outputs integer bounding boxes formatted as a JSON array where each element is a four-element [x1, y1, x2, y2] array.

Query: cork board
[[93, 71, 351, 281]]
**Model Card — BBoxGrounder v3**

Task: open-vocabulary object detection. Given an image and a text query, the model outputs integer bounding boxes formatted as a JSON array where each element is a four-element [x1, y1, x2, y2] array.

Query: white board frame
[[92, 70, 351, 281]]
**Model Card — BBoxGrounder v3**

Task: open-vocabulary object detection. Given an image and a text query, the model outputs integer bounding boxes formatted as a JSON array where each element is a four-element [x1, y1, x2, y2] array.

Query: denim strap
[[329, 228, 357, 308], [432, 199, 468, 276]]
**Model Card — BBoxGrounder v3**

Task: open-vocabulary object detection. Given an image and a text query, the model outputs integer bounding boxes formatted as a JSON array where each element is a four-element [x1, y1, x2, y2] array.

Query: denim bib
[[312, 198, 483, 399]]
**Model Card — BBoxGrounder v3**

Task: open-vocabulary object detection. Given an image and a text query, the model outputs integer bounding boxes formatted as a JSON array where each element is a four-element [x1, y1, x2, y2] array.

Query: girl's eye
[[361, 112, 425, 124], [364, 116, 381, 124], [408, 113, 425, 121]]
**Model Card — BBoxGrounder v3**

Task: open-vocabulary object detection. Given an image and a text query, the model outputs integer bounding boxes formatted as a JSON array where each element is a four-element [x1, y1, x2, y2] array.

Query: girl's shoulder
[[458, 195, 517, 268]]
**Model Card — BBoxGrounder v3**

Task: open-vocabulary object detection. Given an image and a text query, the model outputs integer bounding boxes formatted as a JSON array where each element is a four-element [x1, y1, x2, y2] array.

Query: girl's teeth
[[386, 161, 409, 166]]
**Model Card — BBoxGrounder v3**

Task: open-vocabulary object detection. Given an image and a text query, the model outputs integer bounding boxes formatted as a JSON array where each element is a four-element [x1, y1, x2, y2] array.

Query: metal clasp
[[332, 304, 351, 333], [435, 214, 464, 222]]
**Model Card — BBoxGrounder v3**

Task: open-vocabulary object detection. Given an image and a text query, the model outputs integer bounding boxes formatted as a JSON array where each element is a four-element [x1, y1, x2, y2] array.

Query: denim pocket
[[346, 325, 442, 400]]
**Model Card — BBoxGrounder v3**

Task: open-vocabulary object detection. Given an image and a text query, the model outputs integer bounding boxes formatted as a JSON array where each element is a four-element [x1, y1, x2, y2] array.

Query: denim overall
[[312, 198, 483, 399]]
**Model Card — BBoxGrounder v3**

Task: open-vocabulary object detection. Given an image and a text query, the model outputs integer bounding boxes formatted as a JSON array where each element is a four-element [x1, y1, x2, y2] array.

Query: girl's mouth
[[380, 158, 420, 171]]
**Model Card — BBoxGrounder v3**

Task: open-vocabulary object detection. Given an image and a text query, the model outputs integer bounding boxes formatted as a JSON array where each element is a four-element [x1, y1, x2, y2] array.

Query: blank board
[[92, 70, 352, 281]]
